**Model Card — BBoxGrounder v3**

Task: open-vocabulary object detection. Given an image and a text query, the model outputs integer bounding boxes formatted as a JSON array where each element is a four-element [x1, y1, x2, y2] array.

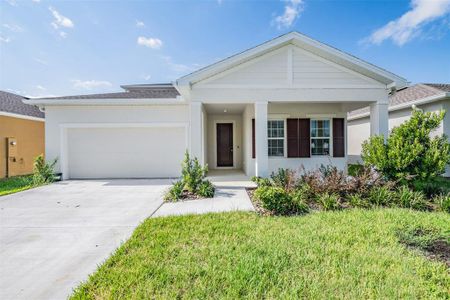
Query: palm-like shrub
[[32, 155, 57, 185], [362, 109, 450, 181]]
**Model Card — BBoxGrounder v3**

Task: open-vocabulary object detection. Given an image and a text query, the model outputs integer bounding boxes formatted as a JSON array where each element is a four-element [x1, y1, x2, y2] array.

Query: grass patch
[[0, 175, 34, 196], [72, 209, 449, 299]]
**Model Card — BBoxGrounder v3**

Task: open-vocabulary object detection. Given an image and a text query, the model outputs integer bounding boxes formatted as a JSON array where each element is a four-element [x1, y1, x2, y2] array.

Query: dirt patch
[[425, 240, 450, 268]]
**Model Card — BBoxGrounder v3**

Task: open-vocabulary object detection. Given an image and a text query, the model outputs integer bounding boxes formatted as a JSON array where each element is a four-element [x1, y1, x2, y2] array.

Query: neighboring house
[[348, 83, 450, 177], [0, 91, 45, 178], [25, 32, 407, 180]]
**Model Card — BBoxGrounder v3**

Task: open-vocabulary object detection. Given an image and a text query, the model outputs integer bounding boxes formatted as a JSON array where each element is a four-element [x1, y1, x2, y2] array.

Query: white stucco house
[[25, 32, 408, 180], [348, 83, 450, 177]]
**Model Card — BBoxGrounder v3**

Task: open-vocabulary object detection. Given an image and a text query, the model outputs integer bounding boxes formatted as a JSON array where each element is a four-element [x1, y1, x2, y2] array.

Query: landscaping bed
[[71, 209, 449, 299]]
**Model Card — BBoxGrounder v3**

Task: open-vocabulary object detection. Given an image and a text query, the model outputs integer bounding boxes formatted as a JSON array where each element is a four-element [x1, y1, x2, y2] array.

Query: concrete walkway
[[153, 170, 256, 217]]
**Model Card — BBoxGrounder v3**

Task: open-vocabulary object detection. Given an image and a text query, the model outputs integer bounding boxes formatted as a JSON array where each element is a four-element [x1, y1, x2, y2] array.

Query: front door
[[216, 123, 233, 167]]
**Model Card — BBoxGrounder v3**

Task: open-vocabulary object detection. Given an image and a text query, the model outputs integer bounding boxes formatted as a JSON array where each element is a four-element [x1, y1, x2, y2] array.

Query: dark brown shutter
[[252, 118, 255, 159], [298, 118, 310, 157], [287, 119, 299, 157], [333, 118, 345, 157]]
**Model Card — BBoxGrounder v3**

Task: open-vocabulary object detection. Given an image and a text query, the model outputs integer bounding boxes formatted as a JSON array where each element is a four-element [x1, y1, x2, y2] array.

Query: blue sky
[[1, 0, 449, 97]]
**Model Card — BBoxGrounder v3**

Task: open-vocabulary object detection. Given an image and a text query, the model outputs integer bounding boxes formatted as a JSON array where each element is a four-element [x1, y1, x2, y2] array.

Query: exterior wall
[[45, 105, 189, 173], [206, 114, 243, 170], [242, 103, 348, 177], [0, 115, 45, 178], [348, 100, 449, 176]]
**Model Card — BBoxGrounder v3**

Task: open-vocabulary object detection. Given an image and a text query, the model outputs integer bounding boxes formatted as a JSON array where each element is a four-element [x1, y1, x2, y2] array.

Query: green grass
[[71, 209, 450, 299], [0, 175, 34, 196]]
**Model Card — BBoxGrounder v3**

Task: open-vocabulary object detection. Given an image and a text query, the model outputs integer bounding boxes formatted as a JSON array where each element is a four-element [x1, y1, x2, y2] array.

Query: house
[[0, 91, 45, 178], [25, 32, 407, 180], [348, 83, 450, 177]]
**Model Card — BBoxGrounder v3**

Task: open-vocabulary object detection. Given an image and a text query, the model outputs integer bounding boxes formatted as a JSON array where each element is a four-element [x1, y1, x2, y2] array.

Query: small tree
[[33, 155, 57, 185], [181, 151, 208, 193], [362, 108, 450, 181]]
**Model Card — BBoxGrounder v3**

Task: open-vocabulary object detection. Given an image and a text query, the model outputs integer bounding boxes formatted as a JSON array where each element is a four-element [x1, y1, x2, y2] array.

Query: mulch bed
[[246, 187, 273, 216], [166, 190, 203, 202]]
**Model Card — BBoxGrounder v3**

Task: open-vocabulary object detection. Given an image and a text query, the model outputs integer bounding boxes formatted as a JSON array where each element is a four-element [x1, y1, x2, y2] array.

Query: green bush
[[197, 180, 215, 198], [181, 151, 208, 193], [347, 193, 371, 209], [291, 186, 310, 214], [251, 176, 271, 187], [368, 186, 393, 206], [432, 193, 450, 213], [32, 155, 57, 185], [316, 193, 341, 211], [362, 109, 450, 181], [412, 177, 450, 197], [270, 168, 297, 191], [394, 186, 427, 210], [348, 164, 364, 177], [254, 186, 294, 215], [164, 180, 184, 201]]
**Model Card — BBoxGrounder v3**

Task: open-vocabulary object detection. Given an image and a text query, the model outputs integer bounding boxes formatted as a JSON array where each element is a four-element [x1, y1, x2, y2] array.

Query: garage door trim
[[59, 122, 189, 180]]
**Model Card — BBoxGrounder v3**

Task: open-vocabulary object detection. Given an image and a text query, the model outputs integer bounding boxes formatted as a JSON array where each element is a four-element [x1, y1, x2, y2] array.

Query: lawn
[[0, 175, 34, 196], [71, 209, 449, 299]]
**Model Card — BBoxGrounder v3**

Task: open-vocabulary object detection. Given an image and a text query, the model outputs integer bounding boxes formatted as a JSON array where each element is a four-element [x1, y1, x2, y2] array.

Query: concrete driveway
[[0, 179, 170, 300]]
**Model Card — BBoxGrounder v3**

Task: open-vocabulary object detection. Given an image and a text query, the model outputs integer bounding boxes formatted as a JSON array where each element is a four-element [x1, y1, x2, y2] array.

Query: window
[[311, 120, 330, 155], [268, 120, 284, 156]]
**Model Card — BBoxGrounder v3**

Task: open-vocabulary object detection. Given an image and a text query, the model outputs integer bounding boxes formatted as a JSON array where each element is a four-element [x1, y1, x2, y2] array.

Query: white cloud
[[136, 20, 145, 27], [142, 74, 152, 81], [34, 58, 48, 65], [3, 23, 24, 32], [6, 0, 17, 6], [161, 55, 199, 75], [72, 79, 112, 90], [49, 6, 74, 29], [59, 31, 67, 38], [36, 85, 46, 91], [137, 36, 163, 49], [364, 0, 450, 46], [0, 36, 11, 43], [32, 0, 41, 3], [274, 0, 304, 29]]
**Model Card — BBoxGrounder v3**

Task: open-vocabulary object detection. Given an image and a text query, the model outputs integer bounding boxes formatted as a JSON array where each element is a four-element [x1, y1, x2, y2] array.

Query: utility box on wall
[[7, 137, 19, 177]]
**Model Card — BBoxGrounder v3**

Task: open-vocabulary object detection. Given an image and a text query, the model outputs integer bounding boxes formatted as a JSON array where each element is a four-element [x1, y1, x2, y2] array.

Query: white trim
[[306, 113, 337, 118], [213, 120, 237, 169], [347, 93, 449, 121], [310, 118, 333, 157], [194, 84, 384, 89], [0, 111, 44, 122], [267, 119, 286, 158], [287, 46, 293, 85], [59, 122, 189, 180], [23, 98, 183, 106]]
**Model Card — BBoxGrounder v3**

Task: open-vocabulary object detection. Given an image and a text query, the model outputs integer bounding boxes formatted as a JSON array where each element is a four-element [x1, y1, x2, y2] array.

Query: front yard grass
[[71, 209, 449, 299], [0, 175, 34, 196]]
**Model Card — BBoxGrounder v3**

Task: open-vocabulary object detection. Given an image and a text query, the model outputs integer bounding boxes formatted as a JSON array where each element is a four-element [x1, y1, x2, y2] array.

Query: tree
[[362, 108, 450, 181]]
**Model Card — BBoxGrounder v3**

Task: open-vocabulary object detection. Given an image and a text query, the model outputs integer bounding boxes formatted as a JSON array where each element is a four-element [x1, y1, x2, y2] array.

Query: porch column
[[190, 102, 203, 165], [255, 101, 269, 177], [370, 100, 389, 139]]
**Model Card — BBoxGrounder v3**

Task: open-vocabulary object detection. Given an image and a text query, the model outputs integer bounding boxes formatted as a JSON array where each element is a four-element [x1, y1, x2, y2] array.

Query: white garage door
[[66, 126, 186, 179]]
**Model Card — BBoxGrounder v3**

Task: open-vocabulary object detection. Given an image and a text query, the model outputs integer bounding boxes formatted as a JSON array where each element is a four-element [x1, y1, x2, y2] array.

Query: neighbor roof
[[0, 91, 44, 119], [32, 84, 179, 100], [348, 83, 450, 119]]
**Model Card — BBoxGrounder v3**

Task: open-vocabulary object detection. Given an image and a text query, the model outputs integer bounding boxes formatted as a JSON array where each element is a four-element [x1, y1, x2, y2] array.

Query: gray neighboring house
[[348, 83, 450, 177]]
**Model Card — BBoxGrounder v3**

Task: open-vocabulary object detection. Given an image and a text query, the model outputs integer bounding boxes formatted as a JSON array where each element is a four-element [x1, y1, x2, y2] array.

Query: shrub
[[254, 186, 294, 215], [32, 155, 57, 185], [433, 193, 450, 213], [181, 151, 208, 193], [412, 177, 450, 197], [197, 180, 215, 198], [251, 176, 271, 188], [270, 168, 297, 192], [165, 180, 184, 201], [362, 109, 450, 181], [395, 186, 427, 210], [348, 164, 364, 177], [347, 193, 371, 209], [291, 185, 310, 214], [301, 165, 347, 196], [316, 192, 341, 211], [368, 186, 393, 206]]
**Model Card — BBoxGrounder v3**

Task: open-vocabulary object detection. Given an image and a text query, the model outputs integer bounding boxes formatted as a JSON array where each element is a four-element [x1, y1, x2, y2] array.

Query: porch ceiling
[[204, 103, 247, 114]]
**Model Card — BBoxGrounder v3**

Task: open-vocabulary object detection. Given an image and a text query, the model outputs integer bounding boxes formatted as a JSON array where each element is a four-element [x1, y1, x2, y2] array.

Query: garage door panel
[[67, 127, 185, 178]]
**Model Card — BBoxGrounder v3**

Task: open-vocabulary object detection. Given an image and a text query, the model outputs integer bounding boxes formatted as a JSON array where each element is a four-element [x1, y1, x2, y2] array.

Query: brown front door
[[216, 123, 233, 167]]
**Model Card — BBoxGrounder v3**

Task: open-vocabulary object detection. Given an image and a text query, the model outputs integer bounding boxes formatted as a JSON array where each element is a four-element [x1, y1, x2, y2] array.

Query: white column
[[255, 101, 269, 177], [190, 102, 203, 165], [370, 101, 389, 139]]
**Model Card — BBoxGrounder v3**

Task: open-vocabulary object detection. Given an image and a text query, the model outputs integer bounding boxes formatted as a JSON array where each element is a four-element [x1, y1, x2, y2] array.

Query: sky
[[1, 0, 449, 98]]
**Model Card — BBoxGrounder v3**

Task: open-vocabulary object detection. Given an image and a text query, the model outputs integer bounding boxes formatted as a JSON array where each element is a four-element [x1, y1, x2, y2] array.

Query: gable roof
[[348, 83, 450, 119], [0, 91, 44, 119], [176, 31, 408, 89]]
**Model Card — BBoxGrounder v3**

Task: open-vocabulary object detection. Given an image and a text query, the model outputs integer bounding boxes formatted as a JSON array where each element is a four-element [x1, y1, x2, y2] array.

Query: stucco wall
[[206, 114, 243, 170], [0, 116, 45, 178], [45, 105, 189, 173], [243, 103, 348, 177]]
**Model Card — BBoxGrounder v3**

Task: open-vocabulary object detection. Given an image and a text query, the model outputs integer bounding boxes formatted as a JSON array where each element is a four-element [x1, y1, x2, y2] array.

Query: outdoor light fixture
[[223, 109, 227, 113]]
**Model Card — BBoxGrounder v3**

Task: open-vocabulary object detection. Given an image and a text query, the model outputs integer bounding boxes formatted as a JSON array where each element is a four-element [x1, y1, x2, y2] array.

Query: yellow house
[[0, 91, 45, 178]]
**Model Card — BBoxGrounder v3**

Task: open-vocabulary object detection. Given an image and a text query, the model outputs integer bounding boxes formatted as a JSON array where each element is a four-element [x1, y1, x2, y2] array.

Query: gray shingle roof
[[348, 83, 449, 118], [0, 91, 44, 119], [38, 84, 179, 100]]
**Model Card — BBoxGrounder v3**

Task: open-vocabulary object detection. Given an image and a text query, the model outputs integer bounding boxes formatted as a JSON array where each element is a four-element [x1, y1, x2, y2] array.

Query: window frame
[[267, 119, 286, 157], [310, 118, 333, 156]]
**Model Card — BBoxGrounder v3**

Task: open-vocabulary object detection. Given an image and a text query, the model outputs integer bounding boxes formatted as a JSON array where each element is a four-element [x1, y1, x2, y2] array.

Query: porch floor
[[207, 169, 255, 188]]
